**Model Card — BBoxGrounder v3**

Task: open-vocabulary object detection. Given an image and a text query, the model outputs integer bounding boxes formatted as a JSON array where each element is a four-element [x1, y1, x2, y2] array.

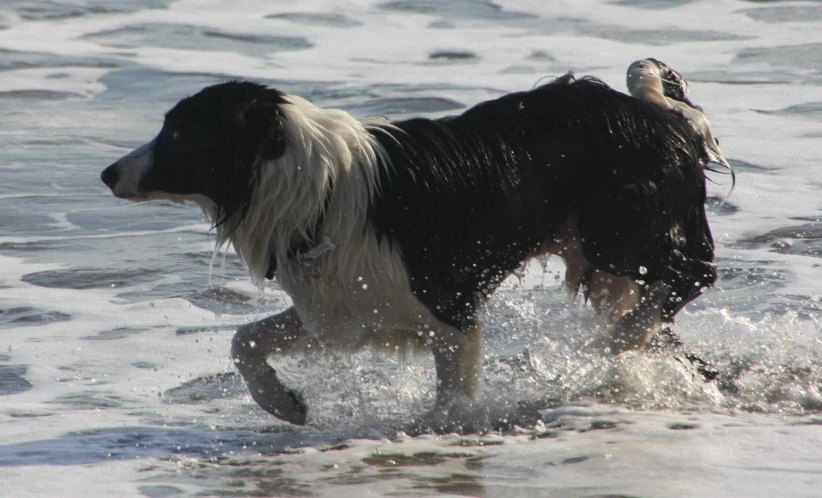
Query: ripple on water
[[83, 327, 149, 341], [726, 158, 774, 175], [580, 26, 748, 45], [733, 43, 822, 83], [183, 287, 262, 315], [1, 0, 170, 21], [0, 426, 313, 466], [0, 89, 91, 100], [47, 392, 125, 409], [0, 307, 71, 328], [686, 69, 797, 85], [429, 50, 478, 61], [265, 12, 362, 27], [379, 0, 532, 21], [95, 67, 231, 107], [715, 259, 789, 291], [739, 5, 822, 24], [137, 485, 185, 498], [738, 219, 822, 259], [610, 0, 694, 9], [82, 24, 312, 57], [0, 364, 32, 396], [706, 196, 740, 216], [526, 50, 555, 62], [21, 267, 164, 290], [162, 373, 244, 405], [756, 102, 822, 121]]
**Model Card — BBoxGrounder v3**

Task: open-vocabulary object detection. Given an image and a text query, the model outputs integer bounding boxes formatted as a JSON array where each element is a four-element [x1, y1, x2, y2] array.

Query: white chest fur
[[275, 225, 437, 354]]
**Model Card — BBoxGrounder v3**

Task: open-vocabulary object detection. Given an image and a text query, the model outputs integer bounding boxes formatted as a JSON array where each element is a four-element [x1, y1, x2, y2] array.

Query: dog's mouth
[[117, 192, 152, 202], [111, 188, 190, 205], [101, 169, 167, 203], [101, 174, 151, 203]]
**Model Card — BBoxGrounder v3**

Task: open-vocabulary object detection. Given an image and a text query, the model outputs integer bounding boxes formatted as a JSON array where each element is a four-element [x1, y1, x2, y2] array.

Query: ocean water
[[1, 0, 821, 496]]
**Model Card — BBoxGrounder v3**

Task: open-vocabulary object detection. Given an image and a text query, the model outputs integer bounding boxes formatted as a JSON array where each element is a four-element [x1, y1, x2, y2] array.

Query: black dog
[[102, 69, 719, 424]]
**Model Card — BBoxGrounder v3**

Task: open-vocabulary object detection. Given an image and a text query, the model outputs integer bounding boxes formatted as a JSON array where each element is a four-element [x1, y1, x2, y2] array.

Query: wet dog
[[101, 66, 720, 424]]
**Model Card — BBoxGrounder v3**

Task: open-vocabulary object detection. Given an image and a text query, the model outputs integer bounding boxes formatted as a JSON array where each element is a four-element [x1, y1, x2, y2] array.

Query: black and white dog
[[101, 61, 721, 425]]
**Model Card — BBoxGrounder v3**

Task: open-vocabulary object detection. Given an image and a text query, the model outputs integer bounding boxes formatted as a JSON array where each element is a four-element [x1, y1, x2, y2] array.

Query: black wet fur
[[102, 75, 718, 367], [367, 76, 716, 330]]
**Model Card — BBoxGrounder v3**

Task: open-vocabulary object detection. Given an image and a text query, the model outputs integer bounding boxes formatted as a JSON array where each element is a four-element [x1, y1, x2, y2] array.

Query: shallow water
[[1, 0, 821, 496]]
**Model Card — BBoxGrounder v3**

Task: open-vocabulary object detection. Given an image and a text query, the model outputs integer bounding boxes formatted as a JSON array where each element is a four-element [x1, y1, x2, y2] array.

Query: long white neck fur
[[210, 95, 390, 288]]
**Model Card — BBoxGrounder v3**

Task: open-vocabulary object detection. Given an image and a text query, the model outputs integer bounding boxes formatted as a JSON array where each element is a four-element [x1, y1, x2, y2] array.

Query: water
[[1, 0, 821, 496]]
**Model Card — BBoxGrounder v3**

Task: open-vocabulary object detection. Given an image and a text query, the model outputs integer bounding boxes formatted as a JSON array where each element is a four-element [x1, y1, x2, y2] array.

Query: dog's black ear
[[236, 93, 288, 162]]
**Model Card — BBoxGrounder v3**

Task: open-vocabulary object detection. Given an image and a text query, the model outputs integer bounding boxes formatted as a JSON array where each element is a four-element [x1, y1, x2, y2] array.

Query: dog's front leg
[[231, 306, 308, 424], [430, 321, 483, 413]]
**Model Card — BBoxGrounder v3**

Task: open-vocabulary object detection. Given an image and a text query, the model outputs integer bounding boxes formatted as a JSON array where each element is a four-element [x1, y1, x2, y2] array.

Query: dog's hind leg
[[586, 270, 641, 323], [608, 281, 671, 353], [430, 320, 483, 413], [231, 306, 308, 424], [608, 248, 716, 355]]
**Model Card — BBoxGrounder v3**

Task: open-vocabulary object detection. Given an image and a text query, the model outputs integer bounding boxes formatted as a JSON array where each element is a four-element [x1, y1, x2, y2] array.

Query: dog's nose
[[101, 164, 119, 189]]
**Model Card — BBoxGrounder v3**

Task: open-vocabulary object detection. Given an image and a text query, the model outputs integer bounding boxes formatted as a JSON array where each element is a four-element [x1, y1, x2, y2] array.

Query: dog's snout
[[101, 164, 120, 189]]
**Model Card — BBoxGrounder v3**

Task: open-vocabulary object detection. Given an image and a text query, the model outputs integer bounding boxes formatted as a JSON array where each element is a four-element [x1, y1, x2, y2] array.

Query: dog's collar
[[296, 236, 336, 265], [265, 184, 334, 279], [264, 233, 336, 279]]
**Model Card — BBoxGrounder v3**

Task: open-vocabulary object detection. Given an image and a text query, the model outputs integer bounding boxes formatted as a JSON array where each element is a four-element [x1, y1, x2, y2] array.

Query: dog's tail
[[627, 58, 735, 191]]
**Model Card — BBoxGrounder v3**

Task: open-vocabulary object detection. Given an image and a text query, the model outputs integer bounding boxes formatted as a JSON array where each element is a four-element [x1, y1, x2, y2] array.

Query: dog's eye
[[163, 128, 180, 142]]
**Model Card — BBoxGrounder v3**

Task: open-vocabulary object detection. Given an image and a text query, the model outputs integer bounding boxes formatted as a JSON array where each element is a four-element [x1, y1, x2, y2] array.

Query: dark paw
[[647, 326, 683, 352], [650, 327, 718, 382], [271, 390, 307, 425], [685, 353, 719, 382], [249, 383, 308, 425]]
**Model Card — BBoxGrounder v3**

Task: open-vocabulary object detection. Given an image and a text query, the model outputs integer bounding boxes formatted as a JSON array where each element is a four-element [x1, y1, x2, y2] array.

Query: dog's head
[[101, 81, 288, 222]]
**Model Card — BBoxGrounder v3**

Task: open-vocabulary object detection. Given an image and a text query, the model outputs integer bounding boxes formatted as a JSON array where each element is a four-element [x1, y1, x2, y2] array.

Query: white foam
[[0, 67, 108, 97]]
